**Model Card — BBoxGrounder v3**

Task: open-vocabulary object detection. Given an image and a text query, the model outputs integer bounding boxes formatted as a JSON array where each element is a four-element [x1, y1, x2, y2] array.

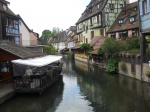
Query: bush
[[80, 43, 93, 54], [43, 44, 56, 55], [125, 36, 140, 50], [67, 52, 74, 59], [106, 58, 118, 73], [98, 37, 124, 73]]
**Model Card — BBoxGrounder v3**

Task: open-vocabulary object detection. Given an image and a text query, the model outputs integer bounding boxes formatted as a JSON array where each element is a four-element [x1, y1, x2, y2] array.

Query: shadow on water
[[0, 57, 150, 112], [0, 77, 64, 112], [71, 59, 150, 112]]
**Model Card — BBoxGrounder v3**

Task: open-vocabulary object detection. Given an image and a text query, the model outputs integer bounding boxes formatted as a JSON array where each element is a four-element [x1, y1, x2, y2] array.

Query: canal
[[0, 57, 150, 112]]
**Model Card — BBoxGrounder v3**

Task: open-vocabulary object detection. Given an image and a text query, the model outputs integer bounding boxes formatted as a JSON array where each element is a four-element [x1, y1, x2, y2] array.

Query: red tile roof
[[90, 36, 104, 50], [107, 2, 138, 33]]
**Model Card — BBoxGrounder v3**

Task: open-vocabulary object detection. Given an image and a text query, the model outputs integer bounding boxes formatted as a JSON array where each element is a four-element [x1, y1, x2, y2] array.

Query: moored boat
[[11, 55, 63, 94]]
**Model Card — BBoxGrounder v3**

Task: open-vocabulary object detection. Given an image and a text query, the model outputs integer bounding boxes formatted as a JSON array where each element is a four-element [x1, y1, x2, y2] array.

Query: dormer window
[[120, 4, 123, 9], [109, 4, 114, 9], [97, 4, 100, 9], [118, 19, 123, 24], [129, 17, 135, 23], [128, 9, 131, 13], [122, 11, 126, 15], [134, 7, 137, 11], [3, 4, 7, 10]]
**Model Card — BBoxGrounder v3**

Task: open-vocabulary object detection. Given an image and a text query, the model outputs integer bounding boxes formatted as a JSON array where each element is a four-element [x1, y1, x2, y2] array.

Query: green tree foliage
[[80, 43, 93, 54], [98, 37, 124, 73], [67, 52, 74, 59], [40, 27, 61, 45], [43, 44, 56, 55], [52, 27, 60, 36], [40, 30, 52, 45], [124, 36, 140, 50]]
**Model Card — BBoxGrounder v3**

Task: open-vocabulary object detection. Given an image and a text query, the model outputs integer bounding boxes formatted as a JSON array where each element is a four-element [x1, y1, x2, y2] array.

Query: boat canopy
[[11, 55, 62, 67]]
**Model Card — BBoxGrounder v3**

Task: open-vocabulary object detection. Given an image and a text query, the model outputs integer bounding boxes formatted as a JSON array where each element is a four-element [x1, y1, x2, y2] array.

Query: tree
[[40, 30, 52, 45], [98, 37, 124, 73], [80, 43, 93, 54], [43, 44, 56, 55], [51, 27, 60, 36], [124, 36, 140, 50]]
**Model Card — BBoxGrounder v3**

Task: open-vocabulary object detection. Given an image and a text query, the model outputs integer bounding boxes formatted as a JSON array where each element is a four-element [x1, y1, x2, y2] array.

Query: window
[[109, 4, 114, 9], [91, 31, 94, 39], [119, 31, 128, 38], [93, 17, 96, 24], [129, 17, 135, 23], [143, 0, 148, 14], [0, 62, 9, 73], [128, 9, 131, 13], [90, 18, 93, 26], [134, 7, 137, 11], [100, 29, 104, 36], [110, 33, 116, 38], [86, 38, 88, 43], [118, 19, 123, 24], [132, 30, 138, 36], [15, 37, 20, 45], [3, 4, 7, 10], [97, 4, 100, 9], [120, 4, 123, 9], [5, 18, 8, 26], [8, 19, 13, 27]]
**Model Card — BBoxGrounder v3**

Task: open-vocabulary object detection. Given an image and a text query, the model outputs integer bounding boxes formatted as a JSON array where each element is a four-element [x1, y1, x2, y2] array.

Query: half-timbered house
[[0, 0, 20, 44], [76, 0, 128, 44], [0, 41, 44, 83], [107, 1, 139, 39]]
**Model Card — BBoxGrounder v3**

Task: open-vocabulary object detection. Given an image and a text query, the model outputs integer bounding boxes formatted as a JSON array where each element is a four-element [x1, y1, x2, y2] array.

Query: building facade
[[76, 0, 127, 44], [107, 2, 139, 39], [0, 0, 20, 44], [19, 15, 38, 46]]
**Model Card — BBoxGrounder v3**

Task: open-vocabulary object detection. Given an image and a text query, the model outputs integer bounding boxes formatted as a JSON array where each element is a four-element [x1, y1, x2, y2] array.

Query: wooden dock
[[0, 84, 15, 104]]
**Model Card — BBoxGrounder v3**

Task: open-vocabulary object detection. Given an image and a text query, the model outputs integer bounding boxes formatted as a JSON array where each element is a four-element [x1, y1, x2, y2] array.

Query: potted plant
[[146, 70, 150, 78], [22, 75, 31, 84]]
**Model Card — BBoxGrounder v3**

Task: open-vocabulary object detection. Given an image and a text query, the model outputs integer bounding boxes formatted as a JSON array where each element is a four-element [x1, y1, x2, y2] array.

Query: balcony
[[141, 12, 150, 32]]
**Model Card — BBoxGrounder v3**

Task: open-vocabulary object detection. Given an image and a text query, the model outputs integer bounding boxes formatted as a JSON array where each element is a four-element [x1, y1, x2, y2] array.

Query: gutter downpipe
[[138, 0, 143, 82]]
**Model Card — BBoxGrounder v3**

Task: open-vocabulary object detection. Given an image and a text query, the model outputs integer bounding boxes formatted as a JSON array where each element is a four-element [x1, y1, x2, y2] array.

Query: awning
[[11, 55, 62, 67]]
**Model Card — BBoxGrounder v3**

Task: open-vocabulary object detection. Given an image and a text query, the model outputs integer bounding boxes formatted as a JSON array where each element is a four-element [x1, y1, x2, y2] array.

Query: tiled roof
[[0, 41, 45, 59], [68, 26, 77, 32], [89, 49, 98, 54], [107, 2, 138, 33], [50, 31, 67, 43], [76, 0, 106, 24], [0, 1, 19, 18], [90, 36, 104, 50]]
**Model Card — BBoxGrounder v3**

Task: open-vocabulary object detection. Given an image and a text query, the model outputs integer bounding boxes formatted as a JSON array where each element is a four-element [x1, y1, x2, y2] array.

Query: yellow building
[[76, 0, 128, 44]]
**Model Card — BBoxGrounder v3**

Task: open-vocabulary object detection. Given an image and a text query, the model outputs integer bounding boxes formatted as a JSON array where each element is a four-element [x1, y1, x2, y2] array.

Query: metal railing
[[13, 68, 62, 93]]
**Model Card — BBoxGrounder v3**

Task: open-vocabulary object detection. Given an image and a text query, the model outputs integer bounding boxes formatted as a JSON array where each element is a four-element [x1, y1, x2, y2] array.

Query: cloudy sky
[[8, 0, 137, 36]]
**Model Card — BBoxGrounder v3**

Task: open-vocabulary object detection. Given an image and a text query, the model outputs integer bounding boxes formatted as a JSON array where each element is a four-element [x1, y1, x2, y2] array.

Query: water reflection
[[0, 78, 64, 112], [73, 60, 150, 112], [0, 57, 150, 112]]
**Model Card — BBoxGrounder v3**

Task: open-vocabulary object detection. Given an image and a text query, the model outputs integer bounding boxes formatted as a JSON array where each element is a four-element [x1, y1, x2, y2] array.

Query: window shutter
[[139, 1, 143, 15], [147, 0, 150, 13]]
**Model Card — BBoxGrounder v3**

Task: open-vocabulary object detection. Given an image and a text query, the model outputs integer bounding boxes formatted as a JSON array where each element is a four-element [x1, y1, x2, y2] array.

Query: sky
[[8, 0, 137, 36]]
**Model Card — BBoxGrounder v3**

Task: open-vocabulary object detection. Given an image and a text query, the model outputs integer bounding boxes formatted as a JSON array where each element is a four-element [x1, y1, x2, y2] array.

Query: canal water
[[0, 57, 150, 112]]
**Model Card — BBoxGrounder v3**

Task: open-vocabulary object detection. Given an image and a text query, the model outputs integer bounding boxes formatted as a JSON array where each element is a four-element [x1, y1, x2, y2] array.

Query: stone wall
[[75, 56, 88, 63], [119, 55, 150, 83]]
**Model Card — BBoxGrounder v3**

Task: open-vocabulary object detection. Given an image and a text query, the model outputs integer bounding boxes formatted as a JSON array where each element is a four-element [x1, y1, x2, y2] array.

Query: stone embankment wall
[[75, 56, 88, 63], [118, 53, 150, 83]]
